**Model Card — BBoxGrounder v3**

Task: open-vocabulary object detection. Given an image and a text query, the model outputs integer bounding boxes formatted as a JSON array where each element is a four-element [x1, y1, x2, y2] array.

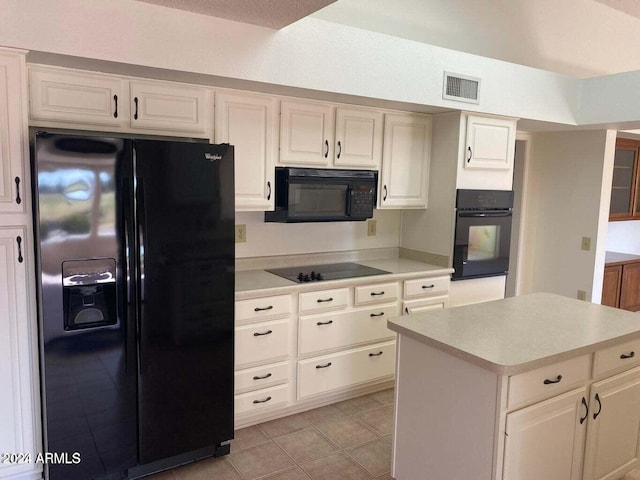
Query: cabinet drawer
[[593, 338, 640, 377], [299, 304, 398, 356], [235, 319, 289, 368], [507, 354, 591, 409], [299, 288, 349, 314], [234, 361, 289, 394], [235, 384, 289, 415], [404, 276, 450, 298], [297, 341, 396, 399], [354, 282, 399, 305], [236, 295, 291, 324], [402, 295, 448, 315]]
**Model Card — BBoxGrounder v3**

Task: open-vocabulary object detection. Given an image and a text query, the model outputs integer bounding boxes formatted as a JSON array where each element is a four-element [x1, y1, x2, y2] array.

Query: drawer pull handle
[[543, 375, 562, 385], [422, 284, 435, 289], [580, 397, 589, 425], [253, 373, 272, 380], [316, 362, 332, 369], [253, 330, 273, 336], [620, 351, 635, 359], [370, 291, 385, 296], [317, 297, 333, 303], [369, 351, 384, 357], [593, 393, 602, 420], [317, 320, 333, 326], [254, 305, 274, 312], [370, 312, 385, 317], [253, 396, 272, 404]]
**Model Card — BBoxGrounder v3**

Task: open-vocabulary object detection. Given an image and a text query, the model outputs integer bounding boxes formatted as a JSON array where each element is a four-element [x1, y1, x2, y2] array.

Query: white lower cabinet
[[297, 341, 396, 399], [503, 387, 587, 480], [235, 319, 289, 369], [583, 366, 640, 480], [235, 384, 290, 415]]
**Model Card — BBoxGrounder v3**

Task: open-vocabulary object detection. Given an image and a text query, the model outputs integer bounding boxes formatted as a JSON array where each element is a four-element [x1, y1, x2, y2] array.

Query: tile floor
[[147, 389, 395, 480], [143, 387, 640, 480]]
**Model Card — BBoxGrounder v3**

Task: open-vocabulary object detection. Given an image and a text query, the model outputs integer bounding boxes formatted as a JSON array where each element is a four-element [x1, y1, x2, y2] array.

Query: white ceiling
[[136, 0, 640, 79]]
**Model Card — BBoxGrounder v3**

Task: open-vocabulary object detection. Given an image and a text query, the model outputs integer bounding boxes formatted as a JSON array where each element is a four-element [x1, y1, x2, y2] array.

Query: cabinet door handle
[[254, 305, 273, 312], [324, 139, 329, 158], [316, 362, 332, 369], [620, 351, 635, 359], [405, 307, 410, 315], [134, 97, 139, 120], [316, 320, 333, 326], [316, 297, 333, 303], [383, 185, 388, 201], [267, 181, 272, 200], [14, 177, 21, 205], [593, 393, 602, 420], [543, 374, 562, 385], [369, 351, 384, 357], [113, 94, 118, 118], [253, 396, 272, 404], [16, 236, 23, 263], [370, 312, 385, 317], [337, 140, 342, 159], [580, 397, 589, 425], [467, 146, 472, 163], [370, 291, 385, 296], [253, 330, 273, 337], [253, 373, 272, 380], [422, 284, 435, 289]]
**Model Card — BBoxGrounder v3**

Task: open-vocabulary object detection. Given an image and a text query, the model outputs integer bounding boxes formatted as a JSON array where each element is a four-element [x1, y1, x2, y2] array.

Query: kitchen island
[[388, 292, 640, 480]]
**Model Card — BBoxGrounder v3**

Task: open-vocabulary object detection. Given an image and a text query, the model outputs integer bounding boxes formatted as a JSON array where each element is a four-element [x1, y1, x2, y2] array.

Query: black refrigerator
[[31, 132, 235, 479]]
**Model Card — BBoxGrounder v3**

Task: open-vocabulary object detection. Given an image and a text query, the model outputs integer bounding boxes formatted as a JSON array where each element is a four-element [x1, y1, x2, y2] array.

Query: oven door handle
[[458, 212, 512, 218]]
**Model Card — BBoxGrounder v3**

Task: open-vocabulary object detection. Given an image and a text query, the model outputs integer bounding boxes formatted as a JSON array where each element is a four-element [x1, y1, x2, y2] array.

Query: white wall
[[235, 209, 401, 258], [606, 220, 640, 254], [0, 0, 580, 125], [522, 129, 616, 302]]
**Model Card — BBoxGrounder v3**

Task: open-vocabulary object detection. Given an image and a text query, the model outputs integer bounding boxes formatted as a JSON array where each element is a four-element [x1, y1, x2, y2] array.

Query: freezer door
[[32, 132, 137, 480], [134, 140, 235, 464]]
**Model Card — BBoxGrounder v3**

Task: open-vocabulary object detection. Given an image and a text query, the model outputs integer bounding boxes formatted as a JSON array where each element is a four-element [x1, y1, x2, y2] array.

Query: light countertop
[[605, 251, 640, 265], [235, 258, 453, 300], [388, 292, 640, 375]]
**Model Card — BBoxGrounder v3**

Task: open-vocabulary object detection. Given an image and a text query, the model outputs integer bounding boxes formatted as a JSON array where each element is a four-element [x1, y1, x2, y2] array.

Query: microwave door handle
[[346, 186, 352, 216]]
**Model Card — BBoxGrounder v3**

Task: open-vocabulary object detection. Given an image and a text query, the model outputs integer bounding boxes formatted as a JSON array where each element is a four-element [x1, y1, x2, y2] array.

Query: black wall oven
[[452, 189, 514, 280]]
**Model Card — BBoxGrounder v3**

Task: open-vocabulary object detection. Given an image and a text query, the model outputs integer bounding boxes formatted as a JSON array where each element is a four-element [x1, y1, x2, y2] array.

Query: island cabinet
[[388, 293, 640, 480]]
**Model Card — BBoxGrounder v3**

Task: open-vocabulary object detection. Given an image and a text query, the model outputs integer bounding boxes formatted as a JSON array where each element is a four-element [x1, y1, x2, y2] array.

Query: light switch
[[581, 237, 591, 251]]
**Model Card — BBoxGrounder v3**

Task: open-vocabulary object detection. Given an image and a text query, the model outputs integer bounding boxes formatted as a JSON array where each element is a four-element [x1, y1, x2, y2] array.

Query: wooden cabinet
[[279, 101, 383, 170], [583, 366, 640, 480], [463, 114, 516, 170], [379, 112, 432, 208], [215, 91, 277, 211], [609, 138, 640, 220], [602, 253, 640, 311], [0, 51, 27, 214], [29, 65, 211, 138], [503, 387, 587, 480]]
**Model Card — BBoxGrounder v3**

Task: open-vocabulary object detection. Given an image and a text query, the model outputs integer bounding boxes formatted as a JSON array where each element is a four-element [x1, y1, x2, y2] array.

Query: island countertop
[[387, 292, 640, 375]]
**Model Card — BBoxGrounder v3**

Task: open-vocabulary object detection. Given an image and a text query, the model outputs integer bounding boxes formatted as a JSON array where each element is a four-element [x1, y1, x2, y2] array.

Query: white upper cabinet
[[28, 65, 211, 138], [29, 65, 126, 128], [379, 112, 432, 209], [279, 100, 334, 166], [129, 80, 210, 135], [215, 91, 277, 211], [0, 50, 27, 214], [334, 107, 383, 169], [463, 114, 516, 170]]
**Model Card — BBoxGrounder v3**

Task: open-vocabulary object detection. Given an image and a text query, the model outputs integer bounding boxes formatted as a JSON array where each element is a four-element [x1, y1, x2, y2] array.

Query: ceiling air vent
[[443, 72, 481, 104]]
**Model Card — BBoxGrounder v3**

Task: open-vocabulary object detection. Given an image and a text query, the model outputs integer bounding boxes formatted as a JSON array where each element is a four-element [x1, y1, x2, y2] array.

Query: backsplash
[[235, 209, 402, 258], [607, 220, 640, 253]]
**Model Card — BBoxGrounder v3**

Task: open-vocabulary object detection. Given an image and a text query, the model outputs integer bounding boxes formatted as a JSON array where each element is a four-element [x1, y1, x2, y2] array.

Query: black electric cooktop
[[266, 262, 390, 283]]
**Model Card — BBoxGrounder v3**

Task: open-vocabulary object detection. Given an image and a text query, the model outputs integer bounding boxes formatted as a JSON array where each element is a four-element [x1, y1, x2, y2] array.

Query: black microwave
[[264, 167, 378, 223]]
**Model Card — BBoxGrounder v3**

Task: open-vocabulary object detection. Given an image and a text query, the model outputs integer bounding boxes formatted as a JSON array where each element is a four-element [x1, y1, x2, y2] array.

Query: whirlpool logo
[[204, 153, 223, 161]]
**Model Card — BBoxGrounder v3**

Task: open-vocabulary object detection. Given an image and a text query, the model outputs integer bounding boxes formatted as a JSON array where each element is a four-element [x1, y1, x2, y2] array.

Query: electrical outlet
[[235, 224, 246, 243], [367, 220, 377, 236], [577, 290, 587, 301], [581, 237, 591, 251]]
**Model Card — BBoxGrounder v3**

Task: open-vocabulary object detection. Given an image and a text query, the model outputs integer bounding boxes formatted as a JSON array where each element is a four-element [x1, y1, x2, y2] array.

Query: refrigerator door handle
[[138, 180, 146, 303]]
